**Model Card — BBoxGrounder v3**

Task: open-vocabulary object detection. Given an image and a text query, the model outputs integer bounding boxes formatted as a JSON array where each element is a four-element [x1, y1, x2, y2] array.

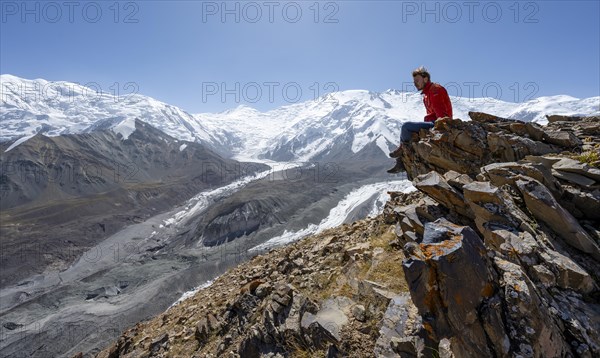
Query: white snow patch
[[169, 278, 216, 308], [179, 143, 188, 151], [4, 133, 37, 152], [163, 218, 176, 227], [375, 135, 391, 156], [111, 117, 136, 140]]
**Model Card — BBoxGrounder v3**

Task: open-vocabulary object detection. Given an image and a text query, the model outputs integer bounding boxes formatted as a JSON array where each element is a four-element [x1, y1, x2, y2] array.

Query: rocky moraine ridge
[[94, 113, 600, 357]]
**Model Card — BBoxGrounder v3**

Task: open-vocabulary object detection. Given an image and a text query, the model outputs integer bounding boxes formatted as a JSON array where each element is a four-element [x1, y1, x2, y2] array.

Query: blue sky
[[1, 0, 599, 112]]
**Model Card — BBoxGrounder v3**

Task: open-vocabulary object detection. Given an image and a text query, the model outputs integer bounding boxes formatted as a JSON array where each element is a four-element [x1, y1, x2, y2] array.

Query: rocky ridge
[[0, 119, 266, 288], [94, 112, 600, 357]]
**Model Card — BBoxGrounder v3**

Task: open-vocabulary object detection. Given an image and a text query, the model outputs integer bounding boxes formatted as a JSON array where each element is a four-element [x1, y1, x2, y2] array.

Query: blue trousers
[[400, 121, 434, 143]]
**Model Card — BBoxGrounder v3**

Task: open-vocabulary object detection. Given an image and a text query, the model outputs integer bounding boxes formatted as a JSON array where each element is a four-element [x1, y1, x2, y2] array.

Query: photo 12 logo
[[0, 320, 125, 350], [401, 1, 540, 24], [1, 1, 140, 23], [201, 81, 339, 104], [201, 1, 340, 23], [400, 81, 539, 103], [0, 159, 140, 193], [200, 161, 340, 184], [0, 80, 139, 104]]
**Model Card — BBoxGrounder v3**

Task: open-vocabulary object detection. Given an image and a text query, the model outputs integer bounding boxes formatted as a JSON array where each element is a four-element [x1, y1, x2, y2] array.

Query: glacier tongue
[[250, 179, 415, 252]]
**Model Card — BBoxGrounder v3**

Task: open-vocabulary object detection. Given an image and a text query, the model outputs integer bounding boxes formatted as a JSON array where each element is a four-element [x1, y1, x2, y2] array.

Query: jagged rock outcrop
[[398, 113, 599, 179], [391, 113, 600, 357], [95, 112, 599, 358], [95, 217, 411, 358]]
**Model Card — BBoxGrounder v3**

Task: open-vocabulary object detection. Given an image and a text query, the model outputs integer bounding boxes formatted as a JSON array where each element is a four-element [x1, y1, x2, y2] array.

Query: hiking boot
[[389, 146, 403, 158], [387, 159, 405, 174]]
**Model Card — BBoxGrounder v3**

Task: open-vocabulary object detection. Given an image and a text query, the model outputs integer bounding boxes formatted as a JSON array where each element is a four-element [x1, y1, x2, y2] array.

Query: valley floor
[[0, 171, 411, 358]]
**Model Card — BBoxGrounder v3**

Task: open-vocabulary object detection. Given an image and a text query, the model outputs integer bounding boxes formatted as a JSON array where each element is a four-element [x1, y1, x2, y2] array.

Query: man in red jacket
[[388, 67, 452, 173]]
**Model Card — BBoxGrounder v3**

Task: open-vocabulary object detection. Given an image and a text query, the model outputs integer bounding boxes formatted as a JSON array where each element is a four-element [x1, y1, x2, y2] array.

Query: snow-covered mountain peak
[[383, 88, 404, 95], [198, 88, 598, 161], [220, 104, 261, 116], [2, 74, 599, 162], [0, 74, 219, 146]]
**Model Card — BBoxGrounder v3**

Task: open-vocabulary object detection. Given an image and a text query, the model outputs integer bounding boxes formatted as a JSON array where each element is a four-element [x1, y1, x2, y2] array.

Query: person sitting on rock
[[387, 66, 453, 174]]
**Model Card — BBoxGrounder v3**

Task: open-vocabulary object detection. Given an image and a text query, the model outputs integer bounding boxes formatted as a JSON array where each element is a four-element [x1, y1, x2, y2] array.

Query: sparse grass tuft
[[290, 349, 327, 358], [576, 150, 600, 168], [336, 282, 354, 298], [369, 228, 397, 252], [365, 252, 409, 293], [312, 271, 337, 300], [358, 260, 372, 278], [288, 336, 326, 358], [423, 345, 442, 358]]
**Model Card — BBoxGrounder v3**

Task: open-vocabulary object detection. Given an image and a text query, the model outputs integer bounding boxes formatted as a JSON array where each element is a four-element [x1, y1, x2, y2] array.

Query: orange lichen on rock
[[240, 279, 265, 294], [420, 235, 462, 259], [423, 321, 435, 337], [424, 269, 440, 313], [481, 283, 495, 298]]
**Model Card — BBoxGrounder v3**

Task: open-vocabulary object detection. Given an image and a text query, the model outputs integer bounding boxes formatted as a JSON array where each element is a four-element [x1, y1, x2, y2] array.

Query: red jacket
[[422, 82, 452, 122]]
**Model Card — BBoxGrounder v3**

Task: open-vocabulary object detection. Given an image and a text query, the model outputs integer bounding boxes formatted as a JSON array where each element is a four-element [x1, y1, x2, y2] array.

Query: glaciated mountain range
[[2, 74, 599, 161]]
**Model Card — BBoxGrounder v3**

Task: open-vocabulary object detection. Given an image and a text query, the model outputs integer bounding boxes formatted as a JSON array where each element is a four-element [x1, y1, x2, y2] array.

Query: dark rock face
[[201, 199, 279, 246], [516, 178, 600, 260], [400, 217, 587, 357], [399, 114, 600, 180], [403, 220, 495, 357], [374, 293, 423, 357], [392, 114, 600, 357]]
